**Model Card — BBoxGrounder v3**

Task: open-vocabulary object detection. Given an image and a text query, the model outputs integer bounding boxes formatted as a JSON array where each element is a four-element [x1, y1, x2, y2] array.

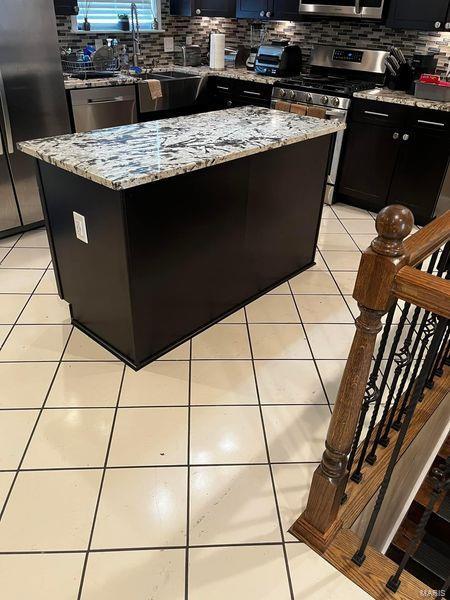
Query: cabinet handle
[[435, 21, 442, 28], [393, 132, 399, 140], [266, 11, 272, 17], [217, 85, 230, 92], [446, 23, 450, 30], [195, 8, 201, 14], [417, 119, 445, 128], [242, 90, 262, 96], [364, 110, 389, 118], [402, 133, 410, 141], [226, 100, 233, 107], [259, 10, 265, 16]]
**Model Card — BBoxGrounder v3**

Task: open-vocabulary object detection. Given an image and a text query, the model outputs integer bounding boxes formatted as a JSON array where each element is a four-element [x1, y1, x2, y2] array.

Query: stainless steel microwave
[[298, 0, 386, 19]]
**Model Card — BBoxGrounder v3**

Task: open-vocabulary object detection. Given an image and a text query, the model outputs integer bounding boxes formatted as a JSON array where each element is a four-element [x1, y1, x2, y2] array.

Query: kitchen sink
[[137, 70, 206, 114]]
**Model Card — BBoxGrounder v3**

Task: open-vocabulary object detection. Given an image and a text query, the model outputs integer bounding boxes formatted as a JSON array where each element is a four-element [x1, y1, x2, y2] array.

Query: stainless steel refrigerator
[[0, 0, 70, 237]]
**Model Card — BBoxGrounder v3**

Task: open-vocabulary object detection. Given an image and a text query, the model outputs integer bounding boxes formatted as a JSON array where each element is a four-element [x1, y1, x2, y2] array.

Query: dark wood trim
[[393, 266, 450, 319]]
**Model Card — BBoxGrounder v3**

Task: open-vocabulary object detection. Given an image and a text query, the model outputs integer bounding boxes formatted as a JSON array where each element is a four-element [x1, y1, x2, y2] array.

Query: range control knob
[[289, 90, 295, 100], [279, 89, 286, 98], [321, 95, 329, 105], [331, 97, 340, 107], [306, 93, 313, 103]]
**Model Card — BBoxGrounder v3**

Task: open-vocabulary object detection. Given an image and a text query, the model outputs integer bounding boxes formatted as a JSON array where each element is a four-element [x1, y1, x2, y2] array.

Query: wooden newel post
[[290, 205, 414, 551]]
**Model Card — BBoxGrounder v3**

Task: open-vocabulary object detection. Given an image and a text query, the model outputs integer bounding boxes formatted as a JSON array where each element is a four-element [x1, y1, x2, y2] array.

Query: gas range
[[272, 75, 378, 110], [270, 45, 389, 207]]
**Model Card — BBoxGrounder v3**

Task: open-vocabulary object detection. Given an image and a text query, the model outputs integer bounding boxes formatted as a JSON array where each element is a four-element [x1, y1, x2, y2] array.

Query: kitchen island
[[19, 106, 345, 369]]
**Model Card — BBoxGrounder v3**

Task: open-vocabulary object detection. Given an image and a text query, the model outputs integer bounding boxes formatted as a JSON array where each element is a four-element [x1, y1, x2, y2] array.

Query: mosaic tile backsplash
[[56, 0, 450, 75]]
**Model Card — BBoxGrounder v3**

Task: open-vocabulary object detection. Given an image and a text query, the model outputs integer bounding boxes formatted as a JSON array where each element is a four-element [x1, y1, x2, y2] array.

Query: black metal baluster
[[425, 324, 449, 388], [377, 250, 445, 441], [345, 303, 398, 481], [349, 304, 405, 483], [352, 316, 448, 567], [386, 460, 450, 592], [391, 313, 436, 432]]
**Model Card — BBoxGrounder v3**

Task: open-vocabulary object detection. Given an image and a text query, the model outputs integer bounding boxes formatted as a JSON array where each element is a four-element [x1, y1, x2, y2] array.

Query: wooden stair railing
[[290, 205, 450, 553]]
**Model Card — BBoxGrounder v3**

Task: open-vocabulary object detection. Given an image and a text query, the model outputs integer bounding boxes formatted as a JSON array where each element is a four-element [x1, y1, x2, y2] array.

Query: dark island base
[[38, 135, 332, 370]]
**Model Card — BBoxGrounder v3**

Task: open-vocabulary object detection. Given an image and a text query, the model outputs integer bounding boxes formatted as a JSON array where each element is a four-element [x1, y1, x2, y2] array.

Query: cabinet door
[[273, 0, 302, 20], [337, 121, 401, 212], [194, 0, 236, 17], [387, 0, 448, 30], [236, 0, 273, 19], [387, 126, 450, 224]]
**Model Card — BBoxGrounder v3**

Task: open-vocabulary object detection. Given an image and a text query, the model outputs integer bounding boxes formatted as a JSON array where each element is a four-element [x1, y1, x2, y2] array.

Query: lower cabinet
[[207, 77, 272, 109], [336, 99, 450, 224]]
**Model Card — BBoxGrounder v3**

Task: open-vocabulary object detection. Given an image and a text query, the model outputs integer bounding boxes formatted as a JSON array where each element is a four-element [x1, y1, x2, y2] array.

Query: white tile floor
[[0, 204, 384, 599]]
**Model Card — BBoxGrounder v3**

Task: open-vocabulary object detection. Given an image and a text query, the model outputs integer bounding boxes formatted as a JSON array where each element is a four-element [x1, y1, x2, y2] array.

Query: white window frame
[[73, 1, 163, 34]]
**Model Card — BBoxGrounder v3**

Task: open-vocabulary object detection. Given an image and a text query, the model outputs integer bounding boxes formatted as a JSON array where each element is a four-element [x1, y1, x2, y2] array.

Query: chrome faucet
[[130, 2, 141, 67]]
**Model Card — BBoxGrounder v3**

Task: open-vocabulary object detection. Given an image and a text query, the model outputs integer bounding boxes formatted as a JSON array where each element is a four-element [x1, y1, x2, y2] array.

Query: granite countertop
[[63, 65, 278, 90], [19, 106, 345, 191], [353, 88, 450, 112]]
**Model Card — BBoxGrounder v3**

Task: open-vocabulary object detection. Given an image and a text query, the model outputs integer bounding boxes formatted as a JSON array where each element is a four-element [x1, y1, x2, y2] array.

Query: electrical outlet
[[73, 212, 88, 244], [164, 37, 174, 53], [186, 35, 193, 46]]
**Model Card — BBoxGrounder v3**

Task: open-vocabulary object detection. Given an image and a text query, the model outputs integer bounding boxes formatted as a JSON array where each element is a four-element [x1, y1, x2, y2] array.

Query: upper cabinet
[[236, 0, 273, 19], [387, 0, 450, 31], [272, 0, 302, 20], [170, 0, 235, 17], [54, 0, 79, 15]]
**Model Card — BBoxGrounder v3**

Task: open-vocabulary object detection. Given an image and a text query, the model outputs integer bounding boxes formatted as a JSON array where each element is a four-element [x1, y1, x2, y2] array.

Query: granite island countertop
[[353, 88, 450, 112], [18, 106, 345, 191], [63, 65, 278, 90]]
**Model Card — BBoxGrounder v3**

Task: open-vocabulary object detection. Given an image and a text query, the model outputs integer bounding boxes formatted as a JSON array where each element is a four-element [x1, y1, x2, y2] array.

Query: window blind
[[77, 1, 158, 31]]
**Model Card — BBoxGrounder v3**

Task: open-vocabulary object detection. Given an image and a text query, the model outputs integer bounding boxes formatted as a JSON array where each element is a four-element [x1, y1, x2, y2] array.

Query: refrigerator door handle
[[0, 69, 14, 154], [0, 131, 3, 156]]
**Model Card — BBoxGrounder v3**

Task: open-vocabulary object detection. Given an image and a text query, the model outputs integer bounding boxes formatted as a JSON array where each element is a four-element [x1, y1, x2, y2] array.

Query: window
[[76, 1, 161, 32]]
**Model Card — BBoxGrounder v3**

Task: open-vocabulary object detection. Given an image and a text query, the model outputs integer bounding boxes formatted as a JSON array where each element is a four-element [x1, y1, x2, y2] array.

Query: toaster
[[255, 42, 302, 77]]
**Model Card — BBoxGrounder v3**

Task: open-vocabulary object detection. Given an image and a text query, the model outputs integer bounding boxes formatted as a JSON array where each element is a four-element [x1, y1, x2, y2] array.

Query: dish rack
[[61, 53, 120, 79]]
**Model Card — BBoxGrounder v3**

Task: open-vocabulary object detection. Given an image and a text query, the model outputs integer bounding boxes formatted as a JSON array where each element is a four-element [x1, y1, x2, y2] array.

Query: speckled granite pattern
[[64, 66, 277, 90], [64, 74, 138, 90], [19, 106, 344, 191], [354, 88, 450, 112]]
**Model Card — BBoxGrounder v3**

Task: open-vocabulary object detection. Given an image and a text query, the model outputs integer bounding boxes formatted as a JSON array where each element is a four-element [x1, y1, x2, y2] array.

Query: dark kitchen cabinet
[[336, 99, 450, 225], [207, 76, 272, 108], [236, 0, 273, 19], [273, 0, 302, 20], [387, 0, 450, 31], [337, 121, 401, 212], [387, 116, 450, 223], [54, 0, 78, 15], [170, 0, 235, 17]]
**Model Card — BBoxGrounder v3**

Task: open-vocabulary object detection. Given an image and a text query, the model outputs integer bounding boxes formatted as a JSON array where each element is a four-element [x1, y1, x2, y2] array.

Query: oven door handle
[[325, 108, 347, 119]]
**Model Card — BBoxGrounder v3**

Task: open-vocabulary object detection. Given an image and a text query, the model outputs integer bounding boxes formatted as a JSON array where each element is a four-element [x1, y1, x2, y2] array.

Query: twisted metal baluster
[[387, 460, 450, 592], [352, 316, 448, 567], [368, 250, 443, 454], [349, 304, 404, 483], [345, 303, 397, 481], [391, 313, 437, 432]]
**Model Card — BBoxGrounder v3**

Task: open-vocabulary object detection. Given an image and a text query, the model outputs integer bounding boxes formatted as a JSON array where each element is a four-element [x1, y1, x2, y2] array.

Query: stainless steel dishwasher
[[70, 85, 137, 132]]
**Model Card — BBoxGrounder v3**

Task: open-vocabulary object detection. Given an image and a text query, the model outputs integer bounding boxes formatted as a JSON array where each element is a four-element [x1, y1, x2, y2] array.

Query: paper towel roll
[[210, 33, 225, 71]]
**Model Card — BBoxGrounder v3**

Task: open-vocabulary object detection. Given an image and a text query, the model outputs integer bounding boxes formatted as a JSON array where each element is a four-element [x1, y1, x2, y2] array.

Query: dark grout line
[[76, 364, 126, 600], [0, 325, 74, 522], [243, 306, 295, 600], [184, 339, 192, 600]]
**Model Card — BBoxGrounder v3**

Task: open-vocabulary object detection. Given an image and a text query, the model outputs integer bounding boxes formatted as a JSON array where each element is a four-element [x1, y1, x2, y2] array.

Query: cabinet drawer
[[208, 76, 235, 96], [406, 108, 450, 134], [350, 99, 407, 127], [234, 79, 273, 101]]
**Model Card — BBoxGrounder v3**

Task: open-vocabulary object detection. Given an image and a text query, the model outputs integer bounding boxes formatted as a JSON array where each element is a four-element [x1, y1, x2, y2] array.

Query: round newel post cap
[[372, 205, 414, 257]]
